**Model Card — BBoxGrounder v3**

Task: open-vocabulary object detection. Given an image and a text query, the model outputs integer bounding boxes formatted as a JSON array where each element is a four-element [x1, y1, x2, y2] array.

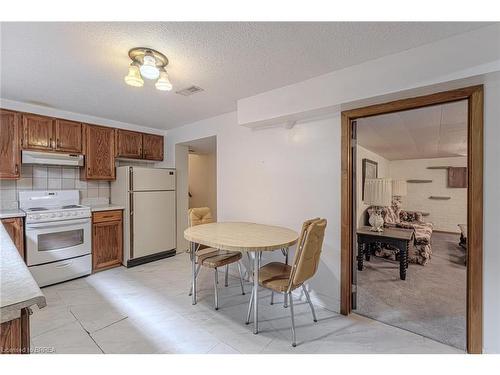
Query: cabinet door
[[22, 114, 54, 151], [142, 133, 164, 161], [115, 129, 143, 159], [84, 125, 115, 180], [1, 217, 24, 259], [55, 119, 82, 153], [92, 220, 123, 272], [0, 110, 21, 179]]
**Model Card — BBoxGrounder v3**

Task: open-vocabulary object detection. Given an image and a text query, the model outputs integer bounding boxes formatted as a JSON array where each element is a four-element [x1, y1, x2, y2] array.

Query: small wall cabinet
[[0, 217, 24, 260], [92, 210, 123, 272], [115, 129, 143, 159], [82, 125, 116, 180], [115, 129, 164, 161], [0, 110, 21, 179], [22, 114, 83, 154], [142, 133, 164, 161]]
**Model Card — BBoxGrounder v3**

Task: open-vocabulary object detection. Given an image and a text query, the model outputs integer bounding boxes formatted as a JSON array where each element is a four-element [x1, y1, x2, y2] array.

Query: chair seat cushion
[[198, 250, 242, 268], [258, 262, 296, 292]]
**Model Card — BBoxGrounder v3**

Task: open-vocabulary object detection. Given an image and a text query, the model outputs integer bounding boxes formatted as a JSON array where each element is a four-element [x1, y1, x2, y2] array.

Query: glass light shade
[[140, 53, 160, 80], [364, 178, 392, 207], [155, 70, 173, 91], [124, 63, 144, 87]]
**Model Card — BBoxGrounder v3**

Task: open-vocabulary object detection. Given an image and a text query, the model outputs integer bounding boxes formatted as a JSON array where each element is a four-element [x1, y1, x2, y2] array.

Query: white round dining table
[[184, 222, 299, 334]]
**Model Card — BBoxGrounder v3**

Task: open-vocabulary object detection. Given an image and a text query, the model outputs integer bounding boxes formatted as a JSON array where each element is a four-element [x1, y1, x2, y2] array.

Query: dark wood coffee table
[[356, 226, 414, 280]]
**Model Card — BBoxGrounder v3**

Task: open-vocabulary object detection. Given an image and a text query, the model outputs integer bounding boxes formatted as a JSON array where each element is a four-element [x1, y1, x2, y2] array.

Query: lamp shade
[[364, 178, 392, 207], [392, 179, 407, 196]]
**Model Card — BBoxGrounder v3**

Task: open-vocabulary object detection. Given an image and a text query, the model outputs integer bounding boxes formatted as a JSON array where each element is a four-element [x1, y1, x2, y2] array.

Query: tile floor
[[30, 252, 463, 354]]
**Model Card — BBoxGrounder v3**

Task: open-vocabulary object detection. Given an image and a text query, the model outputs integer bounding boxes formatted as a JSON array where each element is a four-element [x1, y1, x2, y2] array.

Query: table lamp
[[364, 178, 392, 232], [392, 179, 407, 204]]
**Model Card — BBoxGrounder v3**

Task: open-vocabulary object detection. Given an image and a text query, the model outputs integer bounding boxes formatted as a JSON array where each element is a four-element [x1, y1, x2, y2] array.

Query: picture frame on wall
[[362, 158, 378, 200]]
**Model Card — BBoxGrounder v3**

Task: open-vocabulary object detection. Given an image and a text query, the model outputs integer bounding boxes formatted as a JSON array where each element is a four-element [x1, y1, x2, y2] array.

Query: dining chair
[[246, 218, 327, 346], [187, 207, 245, 310]]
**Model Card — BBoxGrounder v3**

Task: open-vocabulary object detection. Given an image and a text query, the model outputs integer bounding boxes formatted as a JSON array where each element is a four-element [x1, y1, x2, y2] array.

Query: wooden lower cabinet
[[92, 210, 123, 272], [0, 308, 30, 354], [1, 217, 24, 260]]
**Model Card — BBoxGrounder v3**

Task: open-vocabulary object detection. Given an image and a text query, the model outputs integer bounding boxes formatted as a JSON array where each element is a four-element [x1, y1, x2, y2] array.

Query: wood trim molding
[[340, 85, 484, 353]]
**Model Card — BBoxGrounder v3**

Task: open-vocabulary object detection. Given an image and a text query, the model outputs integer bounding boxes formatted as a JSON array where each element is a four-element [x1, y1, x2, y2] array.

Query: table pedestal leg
[[253, 251, 261, 334]]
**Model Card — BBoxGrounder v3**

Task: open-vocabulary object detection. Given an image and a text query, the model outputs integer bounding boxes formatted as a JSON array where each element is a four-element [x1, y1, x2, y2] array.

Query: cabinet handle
[[15, 164, 19, 175], [56, 138, 60, 148], [50, 137, 53, 148]]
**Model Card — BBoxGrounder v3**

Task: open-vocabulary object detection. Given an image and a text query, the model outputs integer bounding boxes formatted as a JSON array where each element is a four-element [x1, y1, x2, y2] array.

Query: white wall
[[166, 112, 342, 310], [389, 157, 467, 232], [356, 146, 390, 228], [482, 79, 500, 354], [188, 152, 217, 220]]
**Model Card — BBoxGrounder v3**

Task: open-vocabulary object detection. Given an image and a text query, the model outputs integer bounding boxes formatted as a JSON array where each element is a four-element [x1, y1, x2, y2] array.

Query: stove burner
[[62, 205, 81, 209], [28, 207, 48, 212]]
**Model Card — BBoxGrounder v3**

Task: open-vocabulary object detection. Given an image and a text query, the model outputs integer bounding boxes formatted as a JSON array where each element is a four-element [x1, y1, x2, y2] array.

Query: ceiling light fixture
[[124, 47, 172, 91]]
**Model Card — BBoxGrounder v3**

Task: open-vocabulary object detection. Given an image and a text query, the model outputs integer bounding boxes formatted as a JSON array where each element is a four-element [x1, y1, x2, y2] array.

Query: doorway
[[340, 86, 483, 353], [174, 136, 217, 252]]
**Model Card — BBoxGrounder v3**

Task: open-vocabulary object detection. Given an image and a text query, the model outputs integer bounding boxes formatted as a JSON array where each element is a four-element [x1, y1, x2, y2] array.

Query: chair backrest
[[188, 207, 214, 227], [288, 218, 327, 291]]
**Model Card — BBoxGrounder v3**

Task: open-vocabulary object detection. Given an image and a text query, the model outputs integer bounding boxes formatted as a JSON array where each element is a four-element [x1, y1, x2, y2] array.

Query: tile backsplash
[[0, 165, 110, 210]]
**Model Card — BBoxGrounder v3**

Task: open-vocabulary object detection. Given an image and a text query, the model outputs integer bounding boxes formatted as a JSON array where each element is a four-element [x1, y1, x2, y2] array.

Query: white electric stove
[[19, 190, 92, 287]]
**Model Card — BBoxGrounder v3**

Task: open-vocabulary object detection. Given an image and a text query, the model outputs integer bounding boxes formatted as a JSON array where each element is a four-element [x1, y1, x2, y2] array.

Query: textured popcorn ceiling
[[0, 22, 490, 129], [357, 100, 468, 160]]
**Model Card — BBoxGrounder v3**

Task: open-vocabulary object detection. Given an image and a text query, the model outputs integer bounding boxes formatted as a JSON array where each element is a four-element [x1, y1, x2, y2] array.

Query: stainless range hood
[[22, 150, 84, 167]]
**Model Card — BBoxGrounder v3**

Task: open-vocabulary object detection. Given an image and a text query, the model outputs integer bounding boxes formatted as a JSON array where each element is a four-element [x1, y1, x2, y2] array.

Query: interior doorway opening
[[353, 100, 468, 350], [340, 86, 483, 354], [174, 136, 217, 253]]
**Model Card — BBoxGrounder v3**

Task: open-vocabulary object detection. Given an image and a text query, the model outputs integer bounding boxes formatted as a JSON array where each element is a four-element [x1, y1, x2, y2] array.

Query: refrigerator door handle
[[129, 192, 134, 259]]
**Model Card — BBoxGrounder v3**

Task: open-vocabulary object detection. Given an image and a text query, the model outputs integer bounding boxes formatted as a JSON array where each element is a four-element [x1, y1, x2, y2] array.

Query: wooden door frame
[[340, 85, 484, 354]]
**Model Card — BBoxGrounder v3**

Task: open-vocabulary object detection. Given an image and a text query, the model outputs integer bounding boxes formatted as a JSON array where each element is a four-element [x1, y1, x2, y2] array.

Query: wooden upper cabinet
[[0, 110, 21, 179], [83, 124, 115, 180], [142, 133, 164, 161], [115, 129, 143, 159], [22, 114, 54, 151], [55, 119, 82, 153]]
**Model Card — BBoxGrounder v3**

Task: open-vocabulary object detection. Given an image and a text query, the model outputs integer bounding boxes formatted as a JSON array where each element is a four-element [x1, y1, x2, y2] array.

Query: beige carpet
[[356, 232, 466, 350]]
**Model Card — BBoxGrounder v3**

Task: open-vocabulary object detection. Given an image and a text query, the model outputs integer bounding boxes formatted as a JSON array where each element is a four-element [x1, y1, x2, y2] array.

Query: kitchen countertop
[[0, 209, 26, 219], [88, 204, 125, 212], [0, 222, 46, 324]]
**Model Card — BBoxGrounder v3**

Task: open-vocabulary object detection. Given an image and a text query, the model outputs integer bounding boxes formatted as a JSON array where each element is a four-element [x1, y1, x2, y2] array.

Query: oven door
[[25, 218, 91, 266]]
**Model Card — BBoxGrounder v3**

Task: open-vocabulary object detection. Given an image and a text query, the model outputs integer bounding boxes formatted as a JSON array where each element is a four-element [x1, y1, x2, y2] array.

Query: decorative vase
[[369, 208, 384, 232]]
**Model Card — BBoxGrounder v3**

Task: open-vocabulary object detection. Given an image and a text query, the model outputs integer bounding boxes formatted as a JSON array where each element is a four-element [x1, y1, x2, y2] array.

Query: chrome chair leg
[[288, 292, 296, 347], [225, 264, 229, 287], [302, 284, 317, 322], [237, 261, 245, 295], [270, 291, 274, 305], [284, 292, 288, 308], [188, 264, 201, 296], [245, 287, 255, 324], [214, 268, 219, 310]]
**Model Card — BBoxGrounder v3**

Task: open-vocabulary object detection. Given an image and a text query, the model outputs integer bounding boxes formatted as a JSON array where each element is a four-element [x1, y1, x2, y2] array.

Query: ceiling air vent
[[176, 85, 204, 96]]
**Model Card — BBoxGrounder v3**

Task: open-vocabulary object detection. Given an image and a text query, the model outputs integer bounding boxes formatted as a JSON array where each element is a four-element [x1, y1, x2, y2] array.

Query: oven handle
[[26, 218, 90, 229]]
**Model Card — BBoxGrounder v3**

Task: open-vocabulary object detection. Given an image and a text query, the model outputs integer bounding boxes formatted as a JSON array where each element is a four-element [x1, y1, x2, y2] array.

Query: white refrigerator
[[111, 166, 176, 267]]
